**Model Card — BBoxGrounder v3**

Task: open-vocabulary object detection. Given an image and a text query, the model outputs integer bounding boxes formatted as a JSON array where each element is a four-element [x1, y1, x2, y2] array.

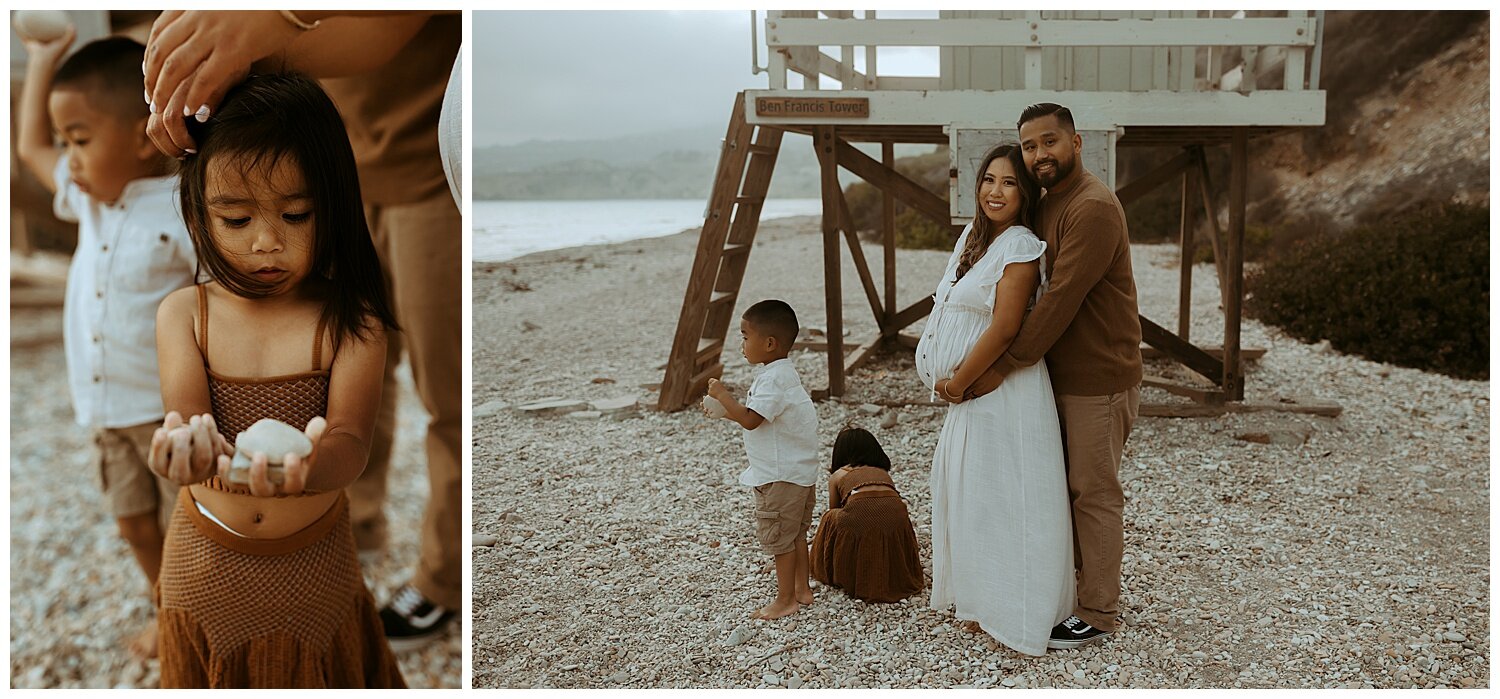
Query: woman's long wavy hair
[[178, 72, 398, 351], [955, 143, 1039, 281]]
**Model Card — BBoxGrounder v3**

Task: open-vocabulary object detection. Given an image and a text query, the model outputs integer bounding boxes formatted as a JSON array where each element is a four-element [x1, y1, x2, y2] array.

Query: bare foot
[[796, 588, 814, 605], [128, 620, 159, 659], [752, 599, 800, 620]]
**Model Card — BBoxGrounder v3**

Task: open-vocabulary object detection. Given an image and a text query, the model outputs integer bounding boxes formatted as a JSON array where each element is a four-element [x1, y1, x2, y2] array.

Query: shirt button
[[101, 244, 109, 252], [95, 291, 103, 298], [92, 335, 101, 343], [92, 375, 101, 383]]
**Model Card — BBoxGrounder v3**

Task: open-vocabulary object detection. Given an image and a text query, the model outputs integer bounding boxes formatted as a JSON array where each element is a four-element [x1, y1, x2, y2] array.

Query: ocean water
[[472, 198, 823, 262]]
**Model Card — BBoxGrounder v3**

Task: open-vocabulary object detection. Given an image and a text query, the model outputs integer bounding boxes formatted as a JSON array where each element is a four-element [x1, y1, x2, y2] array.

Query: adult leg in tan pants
[[1055, 386, 1139, 633], [353, 193, 463, 626]]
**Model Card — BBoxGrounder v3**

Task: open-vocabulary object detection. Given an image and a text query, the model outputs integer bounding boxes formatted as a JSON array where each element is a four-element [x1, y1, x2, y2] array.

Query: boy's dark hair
[[51, 37, 151, 122], [178, 73, 398, 350], [830, 426, 891, 473], [743, 299, 799, 351], [1017, 102, 1075, 133]]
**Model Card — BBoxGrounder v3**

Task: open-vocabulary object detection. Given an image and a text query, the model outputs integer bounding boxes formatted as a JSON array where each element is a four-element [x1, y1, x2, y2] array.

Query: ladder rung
[[748, 144, 777, 156], [709, 290, 735, 306], [695, 338, 724, 366], [734, 196, 764, 206], [722, 243, 751, 257]]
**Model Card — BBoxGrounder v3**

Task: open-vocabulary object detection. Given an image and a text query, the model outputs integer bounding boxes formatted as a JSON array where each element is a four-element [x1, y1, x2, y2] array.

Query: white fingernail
[[194, 104, 211, 122], [150, 101, 157, 114], [184, 148, 197, 155], [144, 89, 151, 105]]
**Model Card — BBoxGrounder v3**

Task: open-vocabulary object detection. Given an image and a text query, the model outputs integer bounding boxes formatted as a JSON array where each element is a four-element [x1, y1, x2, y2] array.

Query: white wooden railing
[[753, 10, 1325, 95]]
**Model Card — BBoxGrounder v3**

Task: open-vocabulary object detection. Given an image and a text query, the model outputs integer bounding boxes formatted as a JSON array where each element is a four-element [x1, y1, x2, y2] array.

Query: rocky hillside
[[1251, 12, 1489, 229]]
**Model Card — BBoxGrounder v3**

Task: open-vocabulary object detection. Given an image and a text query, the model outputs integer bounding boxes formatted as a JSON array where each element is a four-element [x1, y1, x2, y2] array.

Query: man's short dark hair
[[1017, 102, 1075, 133], [743, 299, 799, 350], [52, 37, 149, 122]]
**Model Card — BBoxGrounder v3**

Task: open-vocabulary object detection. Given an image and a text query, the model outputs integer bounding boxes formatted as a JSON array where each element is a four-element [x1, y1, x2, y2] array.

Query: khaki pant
[[1056, 386, 1139, 632], [350, 193, 463, 609], [95, 421, 178, 529]]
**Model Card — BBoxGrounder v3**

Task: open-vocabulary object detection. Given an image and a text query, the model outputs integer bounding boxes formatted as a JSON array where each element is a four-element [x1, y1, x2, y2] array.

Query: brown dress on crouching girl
[[810, 465, 924, 603], [153, 285, 404, 688]]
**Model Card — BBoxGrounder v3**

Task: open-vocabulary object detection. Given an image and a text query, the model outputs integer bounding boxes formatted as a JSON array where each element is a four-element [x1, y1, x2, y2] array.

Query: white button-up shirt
[[54, 155, 196, 428], [738, 358, 820, 487]]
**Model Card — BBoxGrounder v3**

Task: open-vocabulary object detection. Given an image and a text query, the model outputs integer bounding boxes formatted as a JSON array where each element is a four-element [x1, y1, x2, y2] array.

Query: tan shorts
[[94, 422, 178, 522], [752, 481, 816, 555]]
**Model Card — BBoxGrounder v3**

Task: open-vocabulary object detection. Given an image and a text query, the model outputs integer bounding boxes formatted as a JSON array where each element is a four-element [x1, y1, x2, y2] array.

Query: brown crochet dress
[[154, 285, 404, 688], [810, 466, 925, 603]]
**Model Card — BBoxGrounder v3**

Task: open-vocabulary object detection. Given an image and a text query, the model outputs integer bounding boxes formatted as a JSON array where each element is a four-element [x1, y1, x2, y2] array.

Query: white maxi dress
[[915, 223, 1075, 656]]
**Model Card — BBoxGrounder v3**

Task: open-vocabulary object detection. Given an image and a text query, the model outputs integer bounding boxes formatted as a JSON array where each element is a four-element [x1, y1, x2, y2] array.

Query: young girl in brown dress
[[145, 73, 403, 688], [809, 427, 924, 603]]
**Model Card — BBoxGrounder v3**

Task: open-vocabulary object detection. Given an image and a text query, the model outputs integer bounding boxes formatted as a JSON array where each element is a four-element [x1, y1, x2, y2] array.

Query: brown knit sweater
[[988, 168, 1142, 395]]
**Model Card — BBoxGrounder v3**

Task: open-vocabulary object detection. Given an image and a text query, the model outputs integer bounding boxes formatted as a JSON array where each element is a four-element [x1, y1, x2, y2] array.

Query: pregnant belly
[[915, 327, 982, 390]]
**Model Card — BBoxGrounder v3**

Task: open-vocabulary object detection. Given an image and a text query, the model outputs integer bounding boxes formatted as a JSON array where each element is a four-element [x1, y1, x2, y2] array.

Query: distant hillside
[[474, 127, 935, 201], [475, 127, 828, 200]]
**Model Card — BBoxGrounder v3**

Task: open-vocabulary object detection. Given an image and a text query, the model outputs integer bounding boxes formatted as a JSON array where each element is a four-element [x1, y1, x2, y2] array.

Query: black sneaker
[[1047, 615, 1111, 649], [379, 583, 456, 652]]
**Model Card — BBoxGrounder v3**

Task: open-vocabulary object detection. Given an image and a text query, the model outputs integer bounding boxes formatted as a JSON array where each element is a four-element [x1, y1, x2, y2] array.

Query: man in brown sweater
[[963, 103, 1142, 649]]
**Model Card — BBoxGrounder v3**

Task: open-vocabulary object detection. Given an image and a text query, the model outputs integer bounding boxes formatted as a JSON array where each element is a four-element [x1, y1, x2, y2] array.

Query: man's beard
[[1033, 155, 1075, 188]]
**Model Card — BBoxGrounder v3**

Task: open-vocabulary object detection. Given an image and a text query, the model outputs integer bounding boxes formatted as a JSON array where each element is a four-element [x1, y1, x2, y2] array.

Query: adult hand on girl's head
[[143, 10, 298, 157], [149, 411, 226, 485]]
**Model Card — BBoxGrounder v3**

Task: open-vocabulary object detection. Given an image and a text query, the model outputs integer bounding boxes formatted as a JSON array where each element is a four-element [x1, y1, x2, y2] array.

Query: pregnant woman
[[914, 143, 1074, 656]]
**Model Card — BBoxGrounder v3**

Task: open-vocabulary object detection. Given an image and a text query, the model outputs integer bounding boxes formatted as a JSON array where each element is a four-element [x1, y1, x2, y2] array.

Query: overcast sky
[[473, 11, 940, 148]]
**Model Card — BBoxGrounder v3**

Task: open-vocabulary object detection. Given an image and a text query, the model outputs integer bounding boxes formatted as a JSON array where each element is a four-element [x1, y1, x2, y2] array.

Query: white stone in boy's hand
[[13, 11, 71, 42], [227, 418, 313, 485], [702, 394, 728, 419]]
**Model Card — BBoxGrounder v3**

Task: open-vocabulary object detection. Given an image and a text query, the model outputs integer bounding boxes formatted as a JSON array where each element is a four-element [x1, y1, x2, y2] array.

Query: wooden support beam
[[1194, 147, 1231, 312], [844, 332, 884, 375], [1140, 398, 1343, 418], [1178, 165, 1197, 340], [1115, 148, 1195, 209], [1141, 345, 1264, 362], [834, 186, 885, 325], [882, 143, 897, 328], [1139, 314, 1224, 384], [1224, 127, 1247, 401], [1141, 375, 1224, 405], [889, 296, 934, 334], [816, 126, 846, 397], [833, 138, 951, 228]]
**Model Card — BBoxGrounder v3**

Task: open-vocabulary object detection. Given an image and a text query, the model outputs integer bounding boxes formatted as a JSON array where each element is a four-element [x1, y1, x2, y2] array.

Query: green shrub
[[894, 209, 958, 251], [1194, 224, 1278, 264], [1246, 204, 1488, 379]]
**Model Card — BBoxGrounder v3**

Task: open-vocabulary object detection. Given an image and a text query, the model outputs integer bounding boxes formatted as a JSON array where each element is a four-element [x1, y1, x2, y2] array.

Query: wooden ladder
[[658, 93, 784, 411]]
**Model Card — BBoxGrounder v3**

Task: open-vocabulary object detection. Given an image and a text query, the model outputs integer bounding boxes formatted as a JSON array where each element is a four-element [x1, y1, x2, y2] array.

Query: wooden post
[[1224, 127, 1247, 401], [1178, 162, 1196, 340], [882, 142, 896, 334], [816, 126, 845, 396]]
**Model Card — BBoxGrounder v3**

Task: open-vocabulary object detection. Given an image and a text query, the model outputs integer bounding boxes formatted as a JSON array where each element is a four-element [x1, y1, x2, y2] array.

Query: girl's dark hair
[[956, 143, 1040, 282], [830, 426, 891, 473], [178, 72, 397, 350]]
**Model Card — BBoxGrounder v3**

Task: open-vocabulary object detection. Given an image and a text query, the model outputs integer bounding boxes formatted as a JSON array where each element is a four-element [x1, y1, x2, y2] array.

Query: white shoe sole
[[1046, 632, 1110, 650]]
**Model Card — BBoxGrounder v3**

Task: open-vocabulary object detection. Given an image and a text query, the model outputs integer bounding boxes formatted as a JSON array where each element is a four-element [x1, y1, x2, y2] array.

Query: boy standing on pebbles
[[16, 30, 194, 658], [707, 300, 820, 619]]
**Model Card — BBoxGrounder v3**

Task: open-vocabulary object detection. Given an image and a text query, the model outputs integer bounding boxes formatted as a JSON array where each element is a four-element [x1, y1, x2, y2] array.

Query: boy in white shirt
[[707, 300, 820, 619], [17, 30, 195, 658]]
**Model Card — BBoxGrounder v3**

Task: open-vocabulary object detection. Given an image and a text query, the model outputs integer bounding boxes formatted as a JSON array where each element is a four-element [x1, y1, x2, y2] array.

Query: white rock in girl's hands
[[13, 11, 72, 42], [702, 394, 727, 418], [227, 418, 313, 484]]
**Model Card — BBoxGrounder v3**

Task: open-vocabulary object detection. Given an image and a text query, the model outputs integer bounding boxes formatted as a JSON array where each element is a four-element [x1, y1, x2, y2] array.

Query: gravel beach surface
[[473, 216, 1489, 689], [9, 308, 461, 689]]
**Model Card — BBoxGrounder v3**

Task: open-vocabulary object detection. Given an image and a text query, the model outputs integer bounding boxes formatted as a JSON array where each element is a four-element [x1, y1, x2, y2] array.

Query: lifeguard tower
[[660, 10, 1333, 417]]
